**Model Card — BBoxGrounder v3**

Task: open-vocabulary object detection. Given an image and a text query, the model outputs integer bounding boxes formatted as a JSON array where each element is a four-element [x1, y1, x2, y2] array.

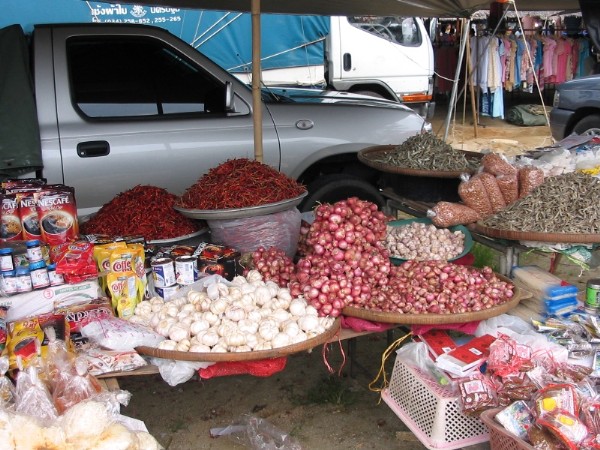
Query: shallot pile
[[362, 260, 514, 314], [386, 221, 465, 261], [289, 197, 391, 317], [244, 246, 297, 288]]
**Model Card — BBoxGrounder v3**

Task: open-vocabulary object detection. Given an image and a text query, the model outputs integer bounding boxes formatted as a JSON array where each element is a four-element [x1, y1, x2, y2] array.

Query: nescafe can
[[155, 284, 180, 301], [151, 257, 176, 288], [175, 256, 197, 285], [585, 278, 600, 313]]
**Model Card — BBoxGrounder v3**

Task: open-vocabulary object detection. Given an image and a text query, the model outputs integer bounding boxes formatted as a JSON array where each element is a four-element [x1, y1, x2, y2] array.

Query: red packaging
[[17, 192, 42, 240], [0, 194, 22, 242], [51, 241, 98, 283], [55, 298, 114, 347], [35, 188, 79, 246]]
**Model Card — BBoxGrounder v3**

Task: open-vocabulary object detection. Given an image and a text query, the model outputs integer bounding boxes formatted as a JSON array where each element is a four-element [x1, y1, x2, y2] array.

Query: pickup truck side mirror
[[225, 81, 235, 113]]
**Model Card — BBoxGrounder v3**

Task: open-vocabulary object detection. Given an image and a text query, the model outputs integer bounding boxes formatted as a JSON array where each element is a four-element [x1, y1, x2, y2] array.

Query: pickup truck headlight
[[553, 91, 560, 108]]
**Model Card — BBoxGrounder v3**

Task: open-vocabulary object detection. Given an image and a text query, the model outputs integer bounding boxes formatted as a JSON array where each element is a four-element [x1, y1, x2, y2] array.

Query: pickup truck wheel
[[299, 174, 385, 212], [573, 114, 600, 136]]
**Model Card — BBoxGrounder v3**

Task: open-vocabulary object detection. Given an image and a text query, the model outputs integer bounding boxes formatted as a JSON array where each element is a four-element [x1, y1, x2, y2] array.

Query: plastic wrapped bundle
[[495, 173, 519, 205], [428, 202, 481, 227], [518, 166, 545, 198], [476, 172, 506, 213], [458, 175, 493, 218]]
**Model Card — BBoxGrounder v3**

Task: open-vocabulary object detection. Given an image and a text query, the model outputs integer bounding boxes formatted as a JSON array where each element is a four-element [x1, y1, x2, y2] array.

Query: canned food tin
[[26, 239, 43, 263], [15, 266, 32, 293], [1, 270, 17, 295], [155, 284, 180, 301], [47, 263, 65, 286], [175, 256, 197, 285], [0, 248, 14, 272], [586, 278, 600, 313], [30, 260, 50, 290], [151, 257, 176, 288]]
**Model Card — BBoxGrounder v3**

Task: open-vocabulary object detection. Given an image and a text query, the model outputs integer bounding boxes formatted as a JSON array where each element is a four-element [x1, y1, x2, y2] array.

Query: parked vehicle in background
[[550, 74, 600, 140], [0, 23, 430, 216], [0, 3, 435, 117]]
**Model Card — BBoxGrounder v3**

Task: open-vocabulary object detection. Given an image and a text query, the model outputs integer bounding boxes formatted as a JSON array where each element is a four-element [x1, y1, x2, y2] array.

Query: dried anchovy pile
[[371, 133, 479, 171], [482, 172, 600, 234]]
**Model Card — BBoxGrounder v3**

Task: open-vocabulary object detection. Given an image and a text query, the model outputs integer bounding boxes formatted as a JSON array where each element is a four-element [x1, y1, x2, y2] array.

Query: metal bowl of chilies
[[174, 191, 308, 220]]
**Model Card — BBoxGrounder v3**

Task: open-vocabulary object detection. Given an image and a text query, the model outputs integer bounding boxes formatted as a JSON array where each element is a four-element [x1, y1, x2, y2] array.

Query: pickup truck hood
[[262, 86, 413, 111], [557, 74, 600, 92]]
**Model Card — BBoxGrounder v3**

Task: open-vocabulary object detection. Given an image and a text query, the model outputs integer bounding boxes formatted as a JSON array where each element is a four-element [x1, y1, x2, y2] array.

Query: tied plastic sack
[[208, 208, 301, 258]]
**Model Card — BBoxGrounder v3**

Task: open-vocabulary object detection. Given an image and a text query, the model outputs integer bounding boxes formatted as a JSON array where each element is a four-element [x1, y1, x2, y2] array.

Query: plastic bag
[[211, 414, 302, 450], [150, 357, 213, 386], [0, 356, 15, 408], [458, 174, 493, 218], [428, 202, 480, 227], [208, 208, 301, 258], [495, 173, 519, 205], [395, 341, 453, 386], [80, 315, 165, 351], [14, 364, 58, 426], [51, 357, 104, 414], [518, 165, 545, 198], [477, 172, 506, 213], [481, 152, 517, 176]]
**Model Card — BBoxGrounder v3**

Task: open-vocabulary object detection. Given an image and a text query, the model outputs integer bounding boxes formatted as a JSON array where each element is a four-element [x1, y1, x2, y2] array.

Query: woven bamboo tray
[[474, 223, 600, 244], [342, 274, 531, 325], [135, 318, 340, 362], [357, 145, 482, 178]]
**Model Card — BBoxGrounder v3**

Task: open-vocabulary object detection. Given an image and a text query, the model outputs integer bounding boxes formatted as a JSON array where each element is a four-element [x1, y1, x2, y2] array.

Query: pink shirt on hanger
[[542, 37, 557, 79]]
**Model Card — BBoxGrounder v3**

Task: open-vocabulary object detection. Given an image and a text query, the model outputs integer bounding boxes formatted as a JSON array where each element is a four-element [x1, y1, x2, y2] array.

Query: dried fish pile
[[481, 172, 600, 234], [371, 133, 479, 171]]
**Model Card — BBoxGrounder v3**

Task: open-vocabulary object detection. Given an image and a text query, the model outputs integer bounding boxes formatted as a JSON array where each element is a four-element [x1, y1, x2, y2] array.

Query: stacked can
[[175, 256, 198, 286], [0, 248, 16, 295], [151, 257, 179, 300], [585, 278, 600, 315]]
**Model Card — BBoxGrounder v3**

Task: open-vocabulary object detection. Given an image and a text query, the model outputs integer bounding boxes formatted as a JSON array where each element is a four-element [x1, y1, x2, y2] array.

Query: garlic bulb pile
[[130, 270, 336, 353]]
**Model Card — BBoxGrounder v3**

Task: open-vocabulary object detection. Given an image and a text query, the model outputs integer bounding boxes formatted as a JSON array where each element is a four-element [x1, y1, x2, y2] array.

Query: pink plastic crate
[[382, 356, 489, 450]]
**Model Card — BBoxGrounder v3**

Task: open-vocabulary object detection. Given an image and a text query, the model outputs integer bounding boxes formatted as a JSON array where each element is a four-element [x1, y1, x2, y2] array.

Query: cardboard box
[[1, 279, 103, 322]]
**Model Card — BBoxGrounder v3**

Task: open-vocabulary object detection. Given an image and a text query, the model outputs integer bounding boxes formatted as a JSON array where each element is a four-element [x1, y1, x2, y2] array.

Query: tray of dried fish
[[358, 134, 482, 178], [475, 172, 600, 243]]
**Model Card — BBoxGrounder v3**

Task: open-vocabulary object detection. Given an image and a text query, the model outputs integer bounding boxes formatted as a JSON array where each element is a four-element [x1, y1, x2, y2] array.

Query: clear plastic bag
[[395, 341, 453, 387], [150, 357, 213, 387], [208, 208, 301, 258], [458, 174, 493, 218], [80, 315, 165, 351], [0, 356, 15, 408], [211, 414, 302, 450], [428, 201, 480, 227]]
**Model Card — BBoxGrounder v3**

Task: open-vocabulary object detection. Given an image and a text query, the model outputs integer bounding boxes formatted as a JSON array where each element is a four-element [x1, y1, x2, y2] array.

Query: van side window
[[67, 36, 226, 118], [348, 16, 422, 47]]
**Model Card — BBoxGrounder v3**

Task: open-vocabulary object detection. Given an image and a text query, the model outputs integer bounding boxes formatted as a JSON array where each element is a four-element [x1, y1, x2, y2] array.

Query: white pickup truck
[[0, 23, 430, 215]]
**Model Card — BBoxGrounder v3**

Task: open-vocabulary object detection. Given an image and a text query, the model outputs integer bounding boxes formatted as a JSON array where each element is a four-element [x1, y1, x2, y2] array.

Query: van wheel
[[573, 114, 600, 136], [299, 174, 385, 212]]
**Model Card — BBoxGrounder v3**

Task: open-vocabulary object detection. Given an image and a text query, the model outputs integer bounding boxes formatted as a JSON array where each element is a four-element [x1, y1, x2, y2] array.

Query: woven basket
[[342, 273, 530, 325], [136, 318, 340, 361], [474, 223, 600, 244], [357, 145, 482, 178], [480, 408, 534, 450]]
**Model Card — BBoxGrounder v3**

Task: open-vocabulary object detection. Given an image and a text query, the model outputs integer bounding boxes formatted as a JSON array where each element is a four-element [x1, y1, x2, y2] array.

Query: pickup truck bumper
[[549, 108, 574, 141]]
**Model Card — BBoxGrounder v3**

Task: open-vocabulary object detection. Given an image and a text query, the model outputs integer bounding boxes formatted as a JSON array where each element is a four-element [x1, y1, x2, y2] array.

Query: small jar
[[26, 240, 44, 263], [0, 270, 17, 295], [29, 260, 50, 290], [15, 266, 33, 293], [0, 248, 14, 272], [47, 263, 65, 286]]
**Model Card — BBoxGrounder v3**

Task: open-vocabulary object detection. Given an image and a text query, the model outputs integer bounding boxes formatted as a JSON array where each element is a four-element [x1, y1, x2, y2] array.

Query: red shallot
[[244, 246, 297, 288]]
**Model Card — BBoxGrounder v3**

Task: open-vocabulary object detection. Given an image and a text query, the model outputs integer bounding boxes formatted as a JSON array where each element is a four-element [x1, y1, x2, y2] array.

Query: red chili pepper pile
[[176, 158, 306, 209], [80, 185, 200, 241]]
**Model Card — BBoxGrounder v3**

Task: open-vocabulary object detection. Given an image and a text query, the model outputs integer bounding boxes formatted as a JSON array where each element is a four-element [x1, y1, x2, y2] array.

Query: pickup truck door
[[43, 26, 279, 215]]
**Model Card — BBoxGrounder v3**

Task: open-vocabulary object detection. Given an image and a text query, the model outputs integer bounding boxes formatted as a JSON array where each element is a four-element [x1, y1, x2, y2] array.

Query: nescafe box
[[195, 243, 241, 281]]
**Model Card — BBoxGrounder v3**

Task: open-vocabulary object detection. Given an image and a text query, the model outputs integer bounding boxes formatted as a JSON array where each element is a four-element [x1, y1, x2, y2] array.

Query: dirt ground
[[117, 98, 593, 450]]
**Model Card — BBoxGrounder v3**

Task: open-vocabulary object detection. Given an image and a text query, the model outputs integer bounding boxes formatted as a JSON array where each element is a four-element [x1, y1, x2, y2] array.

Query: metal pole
[[443, 19, 470, 142], [251, 0, 263, 161]]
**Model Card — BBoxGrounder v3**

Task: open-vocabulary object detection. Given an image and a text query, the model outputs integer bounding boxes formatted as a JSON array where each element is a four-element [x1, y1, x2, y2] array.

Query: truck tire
[[299, 174, 385, 212], [573, 114, 600, 136]]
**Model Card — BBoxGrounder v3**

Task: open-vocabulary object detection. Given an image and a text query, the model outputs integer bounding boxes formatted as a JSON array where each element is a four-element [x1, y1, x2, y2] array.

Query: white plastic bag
[[150, 358, 213, 386], [80, 316, 165, 351]]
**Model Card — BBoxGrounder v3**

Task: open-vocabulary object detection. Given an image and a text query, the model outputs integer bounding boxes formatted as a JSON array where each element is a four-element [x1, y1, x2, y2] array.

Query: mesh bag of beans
[[458, 174, 493, 218], [495, 173, 519, 205], [518, 166, 545, 198], [476, 172, 506, 213], [481, 152, 518, 176], [428, 201, 481, 227]]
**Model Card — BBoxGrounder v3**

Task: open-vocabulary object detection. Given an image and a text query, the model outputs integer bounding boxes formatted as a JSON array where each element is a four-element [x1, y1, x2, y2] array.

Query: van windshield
[[347, 16, 422, 47]]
